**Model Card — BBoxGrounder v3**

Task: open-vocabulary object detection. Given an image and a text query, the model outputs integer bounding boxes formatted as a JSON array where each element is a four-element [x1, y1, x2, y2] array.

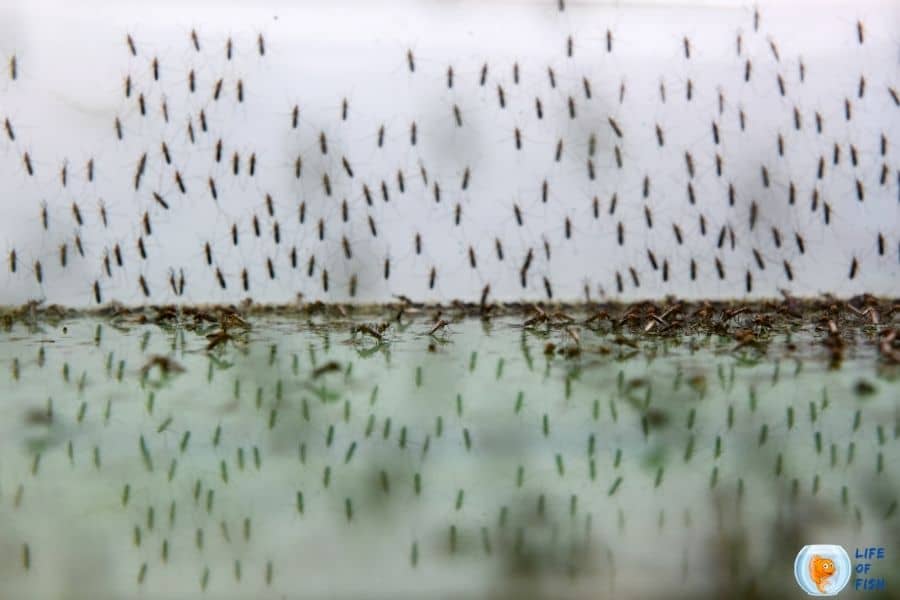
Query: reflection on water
[[0, 308, 897, 598]]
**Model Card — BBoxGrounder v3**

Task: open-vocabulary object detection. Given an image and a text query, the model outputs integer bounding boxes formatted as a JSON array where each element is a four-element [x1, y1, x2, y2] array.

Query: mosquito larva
[[752, 248, 764, 270], [889, 87, 900, 106], [608, 117, 622, 138], [134, 153, 146, 190], [126, 34, 136, 56], [685, 152, 694, 178]]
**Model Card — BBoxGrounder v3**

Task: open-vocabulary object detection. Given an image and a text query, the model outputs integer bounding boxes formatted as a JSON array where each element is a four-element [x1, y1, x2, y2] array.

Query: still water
[[0, 306, 897, 598]]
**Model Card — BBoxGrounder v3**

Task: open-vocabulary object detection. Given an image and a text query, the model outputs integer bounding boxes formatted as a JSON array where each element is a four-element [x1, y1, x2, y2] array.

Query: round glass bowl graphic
[[794, 545, 851, 596]]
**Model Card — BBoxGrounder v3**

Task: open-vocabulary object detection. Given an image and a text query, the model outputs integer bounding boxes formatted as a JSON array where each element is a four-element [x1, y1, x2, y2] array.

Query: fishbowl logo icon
[[794, 545, 852, 596]]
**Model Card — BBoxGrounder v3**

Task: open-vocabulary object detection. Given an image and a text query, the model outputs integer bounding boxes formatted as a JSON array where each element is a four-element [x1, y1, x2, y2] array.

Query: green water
[[0, 310, 897, 599]]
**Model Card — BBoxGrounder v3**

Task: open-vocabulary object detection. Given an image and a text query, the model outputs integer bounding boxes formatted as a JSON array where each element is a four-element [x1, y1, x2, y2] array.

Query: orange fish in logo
[[809, 555, 836, 593]]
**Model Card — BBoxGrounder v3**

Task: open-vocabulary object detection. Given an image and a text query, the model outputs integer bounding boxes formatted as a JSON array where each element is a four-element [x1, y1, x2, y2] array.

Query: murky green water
[[0, 309, 897, 599]]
